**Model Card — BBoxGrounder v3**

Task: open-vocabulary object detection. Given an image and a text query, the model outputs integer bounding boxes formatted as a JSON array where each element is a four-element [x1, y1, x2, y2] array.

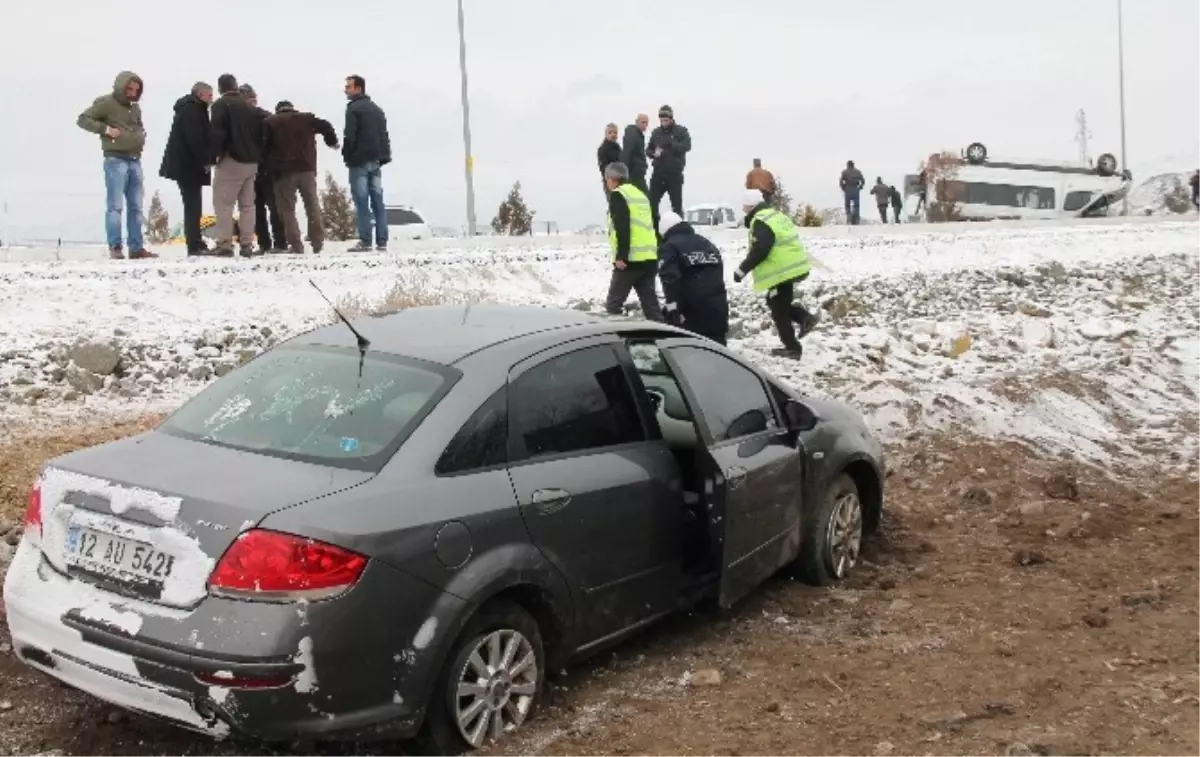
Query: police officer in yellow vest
[[604, 162, 663, 321], [733, 189, 820, 356]]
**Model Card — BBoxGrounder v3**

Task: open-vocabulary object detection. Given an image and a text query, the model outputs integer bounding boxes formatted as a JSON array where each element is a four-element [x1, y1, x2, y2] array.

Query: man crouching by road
[[604, 162, 663, 321], [656, 210, 728, 344], [733, 189, 819, 357]]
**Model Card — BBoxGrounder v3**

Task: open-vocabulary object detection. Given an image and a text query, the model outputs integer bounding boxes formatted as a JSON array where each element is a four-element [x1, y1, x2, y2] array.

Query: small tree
[[491, 181, 535, 235], [1163, 176, 1192, 214], [145, 191, 170, 244], [768, 176, 793, 217], [320, 172, 357, 241], [924, 151, 964, 222], [794, 204, 823, 227]]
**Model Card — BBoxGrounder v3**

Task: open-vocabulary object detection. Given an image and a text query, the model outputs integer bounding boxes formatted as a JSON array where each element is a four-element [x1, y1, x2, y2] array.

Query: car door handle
[[530, 488, 572, 514]]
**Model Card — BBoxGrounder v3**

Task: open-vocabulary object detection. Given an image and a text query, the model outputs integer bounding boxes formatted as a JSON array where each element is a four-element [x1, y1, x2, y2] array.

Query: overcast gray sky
[[0, 0, 1196, 241]]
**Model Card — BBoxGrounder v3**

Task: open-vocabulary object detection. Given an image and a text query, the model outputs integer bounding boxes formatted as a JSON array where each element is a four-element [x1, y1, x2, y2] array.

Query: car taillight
[[23, 482, 42, 539], [207, 529, 367, 601]]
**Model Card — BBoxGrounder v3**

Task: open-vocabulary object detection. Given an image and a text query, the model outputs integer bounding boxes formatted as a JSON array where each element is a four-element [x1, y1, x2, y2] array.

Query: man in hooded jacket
[[656, 211, 729, 344], [160, 82, 214, 255], [77, 71, 156, 259]]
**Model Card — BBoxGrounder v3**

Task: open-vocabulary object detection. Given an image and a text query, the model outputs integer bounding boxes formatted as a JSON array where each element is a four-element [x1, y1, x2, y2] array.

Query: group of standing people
[[78, 71, 394, 259], [597, 106, 692, 237], [838, 160, 905, 224]]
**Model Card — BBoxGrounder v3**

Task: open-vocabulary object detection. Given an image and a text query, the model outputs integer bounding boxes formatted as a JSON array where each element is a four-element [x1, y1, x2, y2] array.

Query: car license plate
[[65, 526, 175, 584]]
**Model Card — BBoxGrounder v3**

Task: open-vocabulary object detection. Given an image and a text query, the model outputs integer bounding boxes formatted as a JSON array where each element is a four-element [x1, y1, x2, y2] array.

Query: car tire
[[410, 600, 544, 755], [965, 141, 988, 165], [794, 474, 864, 587], [1096, 153, 1118, 177]]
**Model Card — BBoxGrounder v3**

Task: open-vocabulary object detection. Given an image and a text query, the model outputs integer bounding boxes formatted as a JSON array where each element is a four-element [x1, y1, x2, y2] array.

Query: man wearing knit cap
[[240, 84, 286, 252], [646, 104, 691, 233], [656, 210, 728, 344], [733, 188, 820, 357], [603, 161, 662, 321], [159, 81, 213, 255]]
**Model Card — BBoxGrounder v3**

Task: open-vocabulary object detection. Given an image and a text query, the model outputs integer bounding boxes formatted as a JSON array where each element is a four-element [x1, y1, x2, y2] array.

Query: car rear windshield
[[158, 346, 458, 471]]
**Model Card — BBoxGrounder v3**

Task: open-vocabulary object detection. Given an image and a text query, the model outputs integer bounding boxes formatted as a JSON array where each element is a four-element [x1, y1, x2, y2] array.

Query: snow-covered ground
[[1, 220, 1196, 472]]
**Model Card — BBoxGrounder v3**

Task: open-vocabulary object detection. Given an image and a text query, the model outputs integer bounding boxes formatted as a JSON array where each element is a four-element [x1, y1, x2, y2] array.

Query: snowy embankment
[[0, 221, 1196, 470]]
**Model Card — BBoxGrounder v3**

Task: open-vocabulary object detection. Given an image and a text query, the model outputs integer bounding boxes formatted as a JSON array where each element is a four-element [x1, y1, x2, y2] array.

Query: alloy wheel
[[453, 629, 538, 748], [826, 490, 863, 579]]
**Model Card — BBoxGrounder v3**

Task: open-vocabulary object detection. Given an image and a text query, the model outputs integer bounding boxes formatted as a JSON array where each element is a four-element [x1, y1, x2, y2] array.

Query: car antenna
[[309, 279, 370, 378]]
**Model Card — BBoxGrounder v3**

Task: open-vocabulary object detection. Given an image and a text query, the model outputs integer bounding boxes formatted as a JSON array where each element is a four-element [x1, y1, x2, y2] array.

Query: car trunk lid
[[34, 431, 373, 610]]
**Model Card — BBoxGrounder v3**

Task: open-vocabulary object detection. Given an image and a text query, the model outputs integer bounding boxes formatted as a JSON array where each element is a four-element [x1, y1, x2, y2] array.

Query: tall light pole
[[1117, 0, 1129, 215], [456, 0, 478, 236]]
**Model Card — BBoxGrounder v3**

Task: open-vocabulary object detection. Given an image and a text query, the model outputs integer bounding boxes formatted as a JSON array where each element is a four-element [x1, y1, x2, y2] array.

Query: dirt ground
[[0, 424, 1195, 756]]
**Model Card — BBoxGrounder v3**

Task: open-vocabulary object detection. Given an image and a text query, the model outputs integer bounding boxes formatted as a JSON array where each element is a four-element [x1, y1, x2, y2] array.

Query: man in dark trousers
[[621, 113, 649, 194], [603, 162, 662, 321], [656, 210, 728, 344], [597, 123, 621, 198], [889, 185, 903, 223], [209, 73, 263, 257], [239, 84, 286, 252], [343, 74, 392, 252], [870, 177, 890, 223], [159, 81, 213, 256], [839, 160, 865, 224], [264, 101, 340, 254], [734, 189, 819, 357], [647, 105, 691, 233]]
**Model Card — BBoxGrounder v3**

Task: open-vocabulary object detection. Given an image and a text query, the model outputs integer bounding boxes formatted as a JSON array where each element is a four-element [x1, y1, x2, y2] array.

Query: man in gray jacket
[[77, 71, 157, 259], [870, 177, 891, 223]]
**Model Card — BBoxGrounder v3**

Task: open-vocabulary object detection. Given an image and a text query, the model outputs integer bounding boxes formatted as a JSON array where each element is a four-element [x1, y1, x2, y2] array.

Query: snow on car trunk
[[32, 431, 374, 609]]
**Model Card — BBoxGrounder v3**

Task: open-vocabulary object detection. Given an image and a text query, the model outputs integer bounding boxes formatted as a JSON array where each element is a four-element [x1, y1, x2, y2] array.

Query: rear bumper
[[3, 538, 456, 741]]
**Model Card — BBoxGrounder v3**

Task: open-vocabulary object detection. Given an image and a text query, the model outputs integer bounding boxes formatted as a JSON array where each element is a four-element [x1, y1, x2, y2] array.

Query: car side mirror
[[784, 400, 819, 432]]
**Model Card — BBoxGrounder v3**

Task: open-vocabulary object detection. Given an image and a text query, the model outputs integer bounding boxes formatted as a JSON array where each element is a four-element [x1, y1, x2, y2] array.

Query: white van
[[385, 205, 431, 240], [904, 142, 1133, 221], [684, 204, 738, 228]]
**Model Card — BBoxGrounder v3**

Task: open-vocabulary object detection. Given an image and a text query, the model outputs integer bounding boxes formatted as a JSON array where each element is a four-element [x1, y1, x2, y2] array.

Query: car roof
[[289, 304, 680, 365]]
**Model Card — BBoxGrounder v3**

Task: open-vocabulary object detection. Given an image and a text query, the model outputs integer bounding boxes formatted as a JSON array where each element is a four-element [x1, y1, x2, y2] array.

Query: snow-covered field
[[1, 220, 1196, 472]]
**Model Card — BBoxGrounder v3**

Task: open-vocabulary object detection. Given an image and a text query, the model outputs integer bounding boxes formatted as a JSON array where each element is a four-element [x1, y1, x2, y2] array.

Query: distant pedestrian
[[839, 160, 865, 224], [622, 114, 650, 194], [77, 71, 156, 259], [597, 123, 621, 198], [870, 177, 890, 223], [647, 105, 691, 233], [889, 185, 903, 223], [264, 101, 340, 254], [209, 73, 262, 257], [734, 189, 819, 357], [656, 210, 728, 344], [240, 84, 287, 253], [916, 168, 928, 214], [603, 162, 662, 321], [342, 74, 392, 252], [1191, 170, 1199, 210], [159, 81, 214, 256], [745, 158, 776, 206]]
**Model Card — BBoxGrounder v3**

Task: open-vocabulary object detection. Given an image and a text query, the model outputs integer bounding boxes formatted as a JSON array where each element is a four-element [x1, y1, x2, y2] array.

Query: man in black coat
[[597, 123, 621, 198], [240, 84, 286, 252], [159, 82, 213, 255], [209, 73, 263, 256], [656, 211, 729, 345], [342, 74, 392, 251], [621, 113, 649, 194], [646, 105, 691, 234]]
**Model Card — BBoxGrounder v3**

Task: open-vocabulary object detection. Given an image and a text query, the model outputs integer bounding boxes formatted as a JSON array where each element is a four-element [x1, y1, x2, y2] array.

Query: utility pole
[[1074, 109, 1091, 165], [1117, 0, 1129, 215], [456, 0, 478, 236]]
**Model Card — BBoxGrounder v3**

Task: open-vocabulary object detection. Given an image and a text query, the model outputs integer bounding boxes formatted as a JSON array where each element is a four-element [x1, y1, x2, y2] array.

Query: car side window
[[668, 346, 775, 442], [435, 388, 508, 476], [510, 345, 645, 460]]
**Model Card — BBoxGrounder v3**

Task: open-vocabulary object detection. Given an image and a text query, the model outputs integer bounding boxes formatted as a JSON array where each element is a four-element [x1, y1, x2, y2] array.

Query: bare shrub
[[794, 204, 824, 227], [330, 282, 488, 322], [924, 151, 965, 223], [1162, 176, 1192, 214]]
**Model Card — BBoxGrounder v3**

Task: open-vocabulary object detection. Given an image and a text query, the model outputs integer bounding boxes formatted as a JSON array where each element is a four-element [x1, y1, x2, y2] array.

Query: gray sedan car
[[4, 305, 884, 753]]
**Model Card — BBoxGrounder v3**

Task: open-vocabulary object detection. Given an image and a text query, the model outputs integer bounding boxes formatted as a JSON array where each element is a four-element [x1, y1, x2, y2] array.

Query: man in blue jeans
[[342, 75, 392, 251], [77, 71, 157, 259]]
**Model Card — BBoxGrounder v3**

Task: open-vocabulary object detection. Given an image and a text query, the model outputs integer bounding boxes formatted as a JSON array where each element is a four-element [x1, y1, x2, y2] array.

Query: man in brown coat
[[745, 158, 776, 204], [263, 101, 340, 254]]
